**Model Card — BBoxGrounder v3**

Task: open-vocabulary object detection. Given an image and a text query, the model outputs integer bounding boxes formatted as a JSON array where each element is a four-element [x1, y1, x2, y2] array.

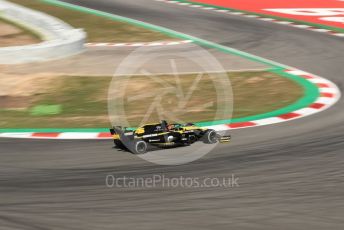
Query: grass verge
[[0, 71, 303, 128], [8, 0, 173, 43]]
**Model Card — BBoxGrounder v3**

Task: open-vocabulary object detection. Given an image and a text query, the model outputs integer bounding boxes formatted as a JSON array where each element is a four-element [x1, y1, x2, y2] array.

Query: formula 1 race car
[[110, 120, 231, 154]]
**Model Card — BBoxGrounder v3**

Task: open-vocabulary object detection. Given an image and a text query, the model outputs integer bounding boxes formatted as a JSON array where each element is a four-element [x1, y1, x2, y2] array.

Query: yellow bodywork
[[181, 126, 206, 131], [112, 124, 206, 140], [135, 127, 145, 135]]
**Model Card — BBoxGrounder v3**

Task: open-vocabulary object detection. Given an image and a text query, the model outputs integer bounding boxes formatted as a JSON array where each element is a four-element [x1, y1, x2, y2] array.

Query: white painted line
[[292, 24, 313, 29], [146, 42, 164, 46], [0, 133, 33, 138], [253, 117, 283, 126], [315, 97, 336, 104], [319, 87, 338, 93], [85, 40, 193, 47], [216, 10, 230, 13], [275, 21, 293, 25], [179, 2, 191, 6], [229, 12, 244, 15], [308, 78, 329, 84], [286, 70, 308, 75], [129, 43, 144, 46], [204, 125, 228, 131], [58, 132, 100, 139], [202, 7, 215, 10], [189, 4, 201, 8], [294, 108, 318, 116], [311, 28, 331, 33], [245, 15, 259, 18], [260, 18, 275, 21]]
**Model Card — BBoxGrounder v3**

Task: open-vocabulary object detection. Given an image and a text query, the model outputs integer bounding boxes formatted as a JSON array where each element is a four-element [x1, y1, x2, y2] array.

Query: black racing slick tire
[[202, 129, 218, 144], [130, 140, 148, 154]]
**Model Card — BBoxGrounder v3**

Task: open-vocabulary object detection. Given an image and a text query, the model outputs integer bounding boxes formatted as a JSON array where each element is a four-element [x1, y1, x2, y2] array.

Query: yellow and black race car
[[110, 120, 231, 154]]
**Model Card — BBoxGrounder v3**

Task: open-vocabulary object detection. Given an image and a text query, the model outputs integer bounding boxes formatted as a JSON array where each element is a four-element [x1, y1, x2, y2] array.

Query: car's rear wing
[[110, 126, 134, 140], [110, 126, 121, 135]]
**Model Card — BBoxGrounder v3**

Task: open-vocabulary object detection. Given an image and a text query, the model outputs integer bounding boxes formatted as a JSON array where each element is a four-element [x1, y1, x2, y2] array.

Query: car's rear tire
[[131, 140, 148, 154], [202, 129, 218, 144]]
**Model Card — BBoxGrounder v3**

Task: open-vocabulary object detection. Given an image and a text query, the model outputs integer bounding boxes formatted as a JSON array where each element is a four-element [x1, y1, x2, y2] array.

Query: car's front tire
[[202, 129, 218, 144]]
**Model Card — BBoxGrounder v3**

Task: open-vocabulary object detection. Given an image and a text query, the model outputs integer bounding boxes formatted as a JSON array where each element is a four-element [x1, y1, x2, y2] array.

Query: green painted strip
[[174, 0, 344, 34], [0, 0, 319, 132]]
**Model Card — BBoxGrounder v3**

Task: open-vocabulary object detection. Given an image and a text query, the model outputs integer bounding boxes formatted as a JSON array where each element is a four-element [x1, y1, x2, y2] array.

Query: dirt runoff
[[0, 20, 40, 47], [0, 73, 58, 109]]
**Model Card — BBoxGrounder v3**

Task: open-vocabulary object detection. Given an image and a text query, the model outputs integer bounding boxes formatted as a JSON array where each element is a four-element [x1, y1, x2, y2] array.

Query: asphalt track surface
[[2, 44, 267, 76], [1, 0, 344, 229]]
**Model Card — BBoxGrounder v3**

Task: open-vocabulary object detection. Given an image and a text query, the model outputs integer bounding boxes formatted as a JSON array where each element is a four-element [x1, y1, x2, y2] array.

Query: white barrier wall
[[0, 0, 86, 64]]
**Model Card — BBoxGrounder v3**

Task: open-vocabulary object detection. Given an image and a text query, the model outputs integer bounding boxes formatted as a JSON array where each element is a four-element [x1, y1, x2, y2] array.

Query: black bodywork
[[110, 121, 230, 154]]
